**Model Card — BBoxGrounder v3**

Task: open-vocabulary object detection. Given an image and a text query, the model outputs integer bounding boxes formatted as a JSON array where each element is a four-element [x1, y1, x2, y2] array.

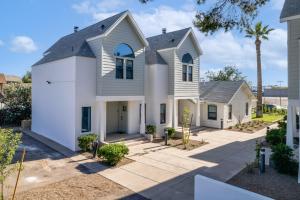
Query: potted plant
[[146, 125, 156, 142]]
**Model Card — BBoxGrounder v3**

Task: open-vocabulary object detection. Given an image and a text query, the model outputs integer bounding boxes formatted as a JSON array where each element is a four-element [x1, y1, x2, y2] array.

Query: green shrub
[[278, 120, 287, 131], [97, 143, 129, 166], [271, 143, 298, 176], [77, 133, 97, 152], [266, 129, 286, 146], [166, 127, 176, 138], [146, 125, 156, 135]]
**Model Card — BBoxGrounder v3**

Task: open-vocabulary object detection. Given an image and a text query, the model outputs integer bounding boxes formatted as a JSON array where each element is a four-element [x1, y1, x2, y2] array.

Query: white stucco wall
[[145, 64, 171, 136], [32, 57, 77, 151], [178, 99, 197, 126], [200, 102, 224, 129], [74, 57, 97, 149], [127, 101, 140, 134]]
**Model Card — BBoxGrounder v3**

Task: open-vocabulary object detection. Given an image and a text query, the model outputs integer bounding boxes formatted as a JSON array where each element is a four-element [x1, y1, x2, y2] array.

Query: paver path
[[98, 127, 274, 200]]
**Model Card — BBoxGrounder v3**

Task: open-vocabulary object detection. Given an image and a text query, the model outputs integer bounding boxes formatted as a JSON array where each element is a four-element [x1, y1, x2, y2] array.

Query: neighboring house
[[32, 11, 148, 151], [145, 28, 202, 135], [281, 0, 300, 183], [199, 81, 255, 129], [4, 75, 22, 83], [263, 87, 288, 108]]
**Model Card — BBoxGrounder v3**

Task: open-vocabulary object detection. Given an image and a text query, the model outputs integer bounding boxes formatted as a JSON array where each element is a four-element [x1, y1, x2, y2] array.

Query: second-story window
[[114, 43, 135, 80], [182, 53, 193, 82]]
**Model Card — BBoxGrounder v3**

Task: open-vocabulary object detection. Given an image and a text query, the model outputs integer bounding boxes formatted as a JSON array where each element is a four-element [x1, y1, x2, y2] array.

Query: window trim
[[188, 65, 193, 82], [126, 59, 134, 80], [181, 53, 194, 82], [182, 65, 187, 81], [208, 104, 217, 121], [115, 58, 124, 79], [228, 104, 232, 120], [81, 106, 91, 133], [160, 103, 166, 124]]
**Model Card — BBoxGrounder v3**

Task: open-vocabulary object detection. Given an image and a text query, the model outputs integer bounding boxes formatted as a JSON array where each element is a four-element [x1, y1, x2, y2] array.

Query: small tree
[[0, 84, 31, 126], [22, 71, 31, 83], [205, 66, 246, 81], [0, 129, 22, 200], [182, 107, 191, 149]]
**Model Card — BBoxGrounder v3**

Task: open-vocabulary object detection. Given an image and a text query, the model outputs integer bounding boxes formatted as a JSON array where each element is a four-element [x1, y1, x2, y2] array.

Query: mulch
[[227, 166, 300, 200], [153, 138, 208, 151]]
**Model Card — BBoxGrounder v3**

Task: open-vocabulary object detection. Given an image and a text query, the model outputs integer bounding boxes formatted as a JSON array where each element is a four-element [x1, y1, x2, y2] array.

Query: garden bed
[[81, 152, 134, 168], [153, 138, 208, 150], [227, 166, 300, 200], [15, 174, 147, 200], [227, 120, 270, 133]]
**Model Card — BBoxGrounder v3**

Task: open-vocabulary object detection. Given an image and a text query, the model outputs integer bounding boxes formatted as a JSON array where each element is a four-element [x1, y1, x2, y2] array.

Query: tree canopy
[[140, 0, 269, 34], [22, 71, 31, 83], [205, 66, 246, 81]]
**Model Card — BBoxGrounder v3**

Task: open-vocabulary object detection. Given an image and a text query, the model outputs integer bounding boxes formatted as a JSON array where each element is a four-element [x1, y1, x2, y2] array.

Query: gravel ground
[[227, 166, 300, 200], [15, 173, 148, 200]]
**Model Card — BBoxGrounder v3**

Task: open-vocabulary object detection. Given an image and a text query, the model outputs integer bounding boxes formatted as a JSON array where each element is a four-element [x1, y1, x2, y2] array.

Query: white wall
[[32, 57, 77, 151], [200, 102, 224, 129], [195, 175, 273, 200], [178, 99, 197, 126], [145, 63, 171, 136], [74, 56, 97, 149], [224, 85, 252, 128], [127, 101, 140, 134]]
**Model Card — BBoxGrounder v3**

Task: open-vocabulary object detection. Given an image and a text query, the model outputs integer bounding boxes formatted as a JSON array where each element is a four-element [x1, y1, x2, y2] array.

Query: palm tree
[[246, 22, 274, 118]]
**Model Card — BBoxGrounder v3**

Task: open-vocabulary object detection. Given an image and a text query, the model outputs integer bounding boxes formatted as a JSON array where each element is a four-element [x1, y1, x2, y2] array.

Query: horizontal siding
[[100, 17, 145, 96], [175, 34, 200, 97], [159, 49, 175, 95], [288, 19, 300, 100]]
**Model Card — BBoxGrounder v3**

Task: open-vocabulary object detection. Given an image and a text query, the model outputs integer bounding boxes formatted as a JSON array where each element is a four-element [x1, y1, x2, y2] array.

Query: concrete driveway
[[98, 127, 270, 200]]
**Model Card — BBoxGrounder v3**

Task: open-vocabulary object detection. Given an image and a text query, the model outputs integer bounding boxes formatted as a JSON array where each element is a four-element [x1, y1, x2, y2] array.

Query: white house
[[200, 81, 255, 129], [280, 0, 300, 182], [32, 11, 148, 151], [32, 10, 254, 151]]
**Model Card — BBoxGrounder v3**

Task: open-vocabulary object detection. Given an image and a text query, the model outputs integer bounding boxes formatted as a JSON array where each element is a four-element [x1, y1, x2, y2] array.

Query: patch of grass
[[252, 113, 284, 123]]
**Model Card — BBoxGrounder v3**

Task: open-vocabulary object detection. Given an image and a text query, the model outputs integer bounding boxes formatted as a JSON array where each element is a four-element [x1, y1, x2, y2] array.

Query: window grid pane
[[208, 105, 217, 120], [81, 107, 91, 132], [126, 60, 133, 79], [182, 65, 187, 81], [228, 105, 232, 120], [188, 66, 193, 82], [116, 58, 124, 79], [160, 104, 166, 124]]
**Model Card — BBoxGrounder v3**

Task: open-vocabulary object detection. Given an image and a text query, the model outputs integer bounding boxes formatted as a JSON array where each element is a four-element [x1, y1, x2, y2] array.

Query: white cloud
[[72, 2, 287, 72], [11, 36, 37, 53], [271, 0, 285, 10]]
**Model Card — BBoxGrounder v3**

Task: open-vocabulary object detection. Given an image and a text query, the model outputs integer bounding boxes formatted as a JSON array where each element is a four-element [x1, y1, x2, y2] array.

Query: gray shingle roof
[[280, 0, 300, 20], [33, 11, 127, 66], [200, 81, 245, 103], [145, 28, 191, 65]]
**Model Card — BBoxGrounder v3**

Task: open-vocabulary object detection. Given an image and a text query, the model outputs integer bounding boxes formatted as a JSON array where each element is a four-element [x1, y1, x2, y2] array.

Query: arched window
[[114, 43, 135, 58], [114, 43, 135, 79], [182, 53, 193, 82], [182, 53, 193, 64]]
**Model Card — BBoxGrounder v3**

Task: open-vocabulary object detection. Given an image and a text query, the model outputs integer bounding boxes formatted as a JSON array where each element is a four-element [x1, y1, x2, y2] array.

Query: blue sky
[[0, 0, 287, 86]]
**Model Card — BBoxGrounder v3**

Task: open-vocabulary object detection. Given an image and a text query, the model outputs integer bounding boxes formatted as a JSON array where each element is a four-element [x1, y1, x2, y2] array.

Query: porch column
[[99, 100, 106, 142], [287, 105, 294, 148], [140, 101, 145, 134], [173, 98, 178, 129], [195, 99, 201, 127]]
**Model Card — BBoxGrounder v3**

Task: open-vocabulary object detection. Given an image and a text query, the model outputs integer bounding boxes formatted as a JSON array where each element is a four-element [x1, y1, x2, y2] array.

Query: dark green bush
[[166, 127, 176, 138], [271, 143, 298, 176], [266, 129, 286, 146], [278, 120, 287, 131], [77, 133, 97, 152], [146, 125, 156, 135], [97, 143, 129, 166]]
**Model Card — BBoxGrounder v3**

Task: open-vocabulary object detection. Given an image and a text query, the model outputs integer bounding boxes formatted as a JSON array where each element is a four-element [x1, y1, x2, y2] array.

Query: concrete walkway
[[23, 126, 275, 200], [98, 127, 273, 200]]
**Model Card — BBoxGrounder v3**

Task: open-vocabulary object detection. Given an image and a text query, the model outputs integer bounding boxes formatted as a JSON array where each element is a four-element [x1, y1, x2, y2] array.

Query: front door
[[117, 102, 127, 133]]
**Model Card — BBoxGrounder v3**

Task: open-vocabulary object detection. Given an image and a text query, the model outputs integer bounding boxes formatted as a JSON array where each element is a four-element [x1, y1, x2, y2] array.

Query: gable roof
[[200, 81, 253, 103], [33, 11, 148, 66], [280, 0, 300, 22], [145, 28, 202, 65]]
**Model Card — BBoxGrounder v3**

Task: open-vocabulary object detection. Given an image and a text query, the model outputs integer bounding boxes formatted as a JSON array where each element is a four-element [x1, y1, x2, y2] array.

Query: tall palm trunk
[[255, 38, 263, 118]]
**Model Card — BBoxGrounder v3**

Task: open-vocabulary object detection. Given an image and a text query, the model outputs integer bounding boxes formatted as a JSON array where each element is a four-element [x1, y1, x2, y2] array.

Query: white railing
[[195, 175, 273, 200]]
